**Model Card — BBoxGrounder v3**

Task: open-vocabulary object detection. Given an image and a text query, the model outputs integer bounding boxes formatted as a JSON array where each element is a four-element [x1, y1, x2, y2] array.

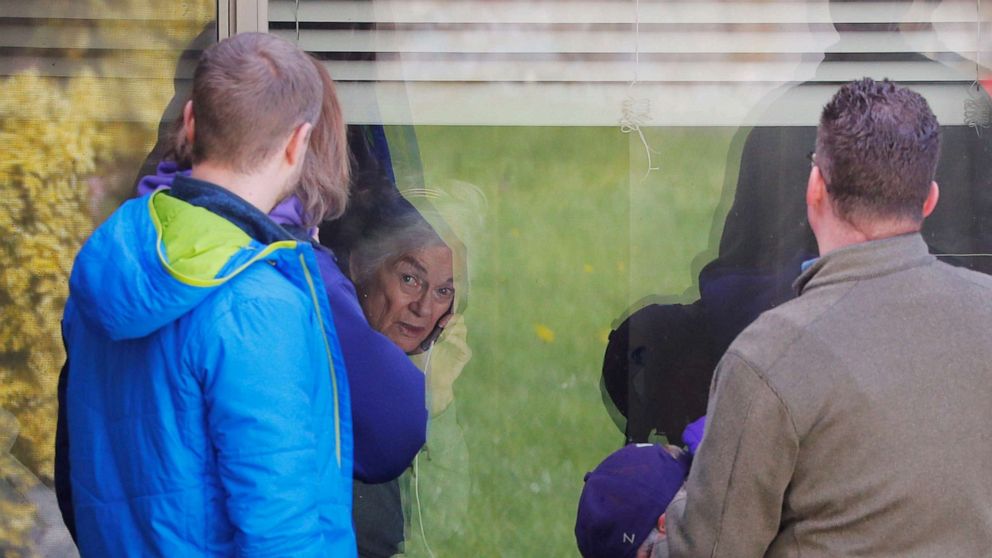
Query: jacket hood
[[69, 190, 296, 340]]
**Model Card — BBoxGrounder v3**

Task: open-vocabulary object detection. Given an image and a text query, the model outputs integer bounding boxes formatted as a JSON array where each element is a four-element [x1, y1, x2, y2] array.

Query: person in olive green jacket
[[664, 78, 992, 557]]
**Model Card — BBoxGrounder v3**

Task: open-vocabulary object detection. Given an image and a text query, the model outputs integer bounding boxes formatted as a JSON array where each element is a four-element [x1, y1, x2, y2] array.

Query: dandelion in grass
[[534, 324, 556, 343]]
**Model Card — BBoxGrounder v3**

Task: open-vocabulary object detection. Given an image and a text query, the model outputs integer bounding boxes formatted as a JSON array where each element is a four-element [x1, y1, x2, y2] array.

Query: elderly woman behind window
[[350, 214, 455, 355], [346, 205, 472, 558]]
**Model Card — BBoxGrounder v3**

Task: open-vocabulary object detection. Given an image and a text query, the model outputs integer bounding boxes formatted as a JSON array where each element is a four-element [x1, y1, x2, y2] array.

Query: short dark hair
[[815, 78, 940, 224], [191, 32, 322, 173]]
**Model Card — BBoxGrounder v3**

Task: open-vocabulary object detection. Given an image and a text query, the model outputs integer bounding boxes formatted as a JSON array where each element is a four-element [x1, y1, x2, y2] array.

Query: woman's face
[[361, 245, 454, 353]]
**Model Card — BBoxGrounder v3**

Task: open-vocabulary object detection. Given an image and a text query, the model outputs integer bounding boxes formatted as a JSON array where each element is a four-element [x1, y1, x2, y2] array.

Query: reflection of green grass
[[401, 125, 736, 555]]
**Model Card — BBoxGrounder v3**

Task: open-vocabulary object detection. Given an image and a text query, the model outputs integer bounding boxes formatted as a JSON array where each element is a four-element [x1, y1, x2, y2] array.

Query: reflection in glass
[[0, 2, 215, 555], [2, 0, 989, 555], [609, 0, 992, 457]]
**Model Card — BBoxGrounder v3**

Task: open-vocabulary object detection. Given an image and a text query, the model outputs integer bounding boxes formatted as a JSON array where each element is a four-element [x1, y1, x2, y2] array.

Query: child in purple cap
[[575, 443, 688, 558], [575, 416, 706, 558]]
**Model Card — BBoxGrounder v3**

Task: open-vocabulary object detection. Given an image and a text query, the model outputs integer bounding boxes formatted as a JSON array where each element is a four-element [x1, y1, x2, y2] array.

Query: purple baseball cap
[[575, 443, 688, 558]]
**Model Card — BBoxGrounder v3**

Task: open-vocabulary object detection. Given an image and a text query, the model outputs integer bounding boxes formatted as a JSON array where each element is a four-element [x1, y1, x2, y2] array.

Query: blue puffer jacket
[[61, 176, 356, 557], [136, 161, 427, 483]]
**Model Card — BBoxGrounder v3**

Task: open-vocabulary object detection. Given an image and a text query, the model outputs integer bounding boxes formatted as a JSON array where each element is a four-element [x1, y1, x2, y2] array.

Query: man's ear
[[922, 181, 940, 219], [806, 165, 827, 210], [182, 100, 195, 146], [285, 122, 313, 167]]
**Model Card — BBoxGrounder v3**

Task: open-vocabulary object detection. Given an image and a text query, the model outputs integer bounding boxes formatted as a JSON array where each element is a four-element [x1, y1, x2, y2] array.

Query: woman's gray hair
[[349, 210, 447, 288]]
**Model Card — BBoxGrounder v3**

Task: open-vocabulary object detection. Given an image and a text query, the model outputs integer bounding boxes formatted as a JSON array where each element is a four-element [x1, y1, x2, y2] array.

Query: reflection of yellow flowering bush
[[0, 69, 107, 485], [0, 410, 40, 557], [0, 70, 113, 554], [0, 1, 215, 553]]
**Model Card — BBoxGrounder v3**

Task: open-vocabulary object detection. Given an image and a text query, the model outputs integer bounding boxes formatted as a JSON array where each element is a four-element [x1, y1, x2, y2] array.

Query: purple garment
[[269, 195, 309, 230], [311, 244, 427, 482], [135, 160, 185, 196], [137, 161, 313, 234], [683, 415, 706, 455]]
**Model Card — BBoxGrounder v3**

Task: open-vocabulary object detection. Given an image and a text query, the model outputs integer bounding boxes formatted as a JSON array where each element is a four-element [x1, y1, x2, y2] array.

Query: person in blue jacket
[[125, 65, 429, 488], [58, 53, 427, 556], [57, 33, 357, 557]]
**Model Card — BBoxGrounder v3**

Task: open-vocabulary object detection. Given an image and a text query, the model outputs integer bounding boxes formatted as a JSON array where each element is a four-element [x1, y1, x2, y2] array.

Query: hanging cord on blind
[[942, 4, 992, 256], [295, 0, 301, 42], [965, 0, 992, 133], [620, 0, 660, 179]]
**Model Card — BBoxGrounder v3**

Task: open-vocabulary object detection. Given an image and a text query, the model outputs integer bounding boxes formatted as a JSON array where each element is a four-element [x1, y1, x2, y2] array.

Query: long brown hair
[[297, 57, 350, 227]]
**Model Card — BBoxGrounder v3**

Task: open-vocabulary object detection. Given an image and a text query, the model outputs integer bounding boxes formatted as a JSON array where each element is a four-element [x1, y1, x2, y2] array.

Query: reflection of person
[[602, 303, 714, 445], [665, 78, 992, 556], [698, 0, 992, 346], [57, 33, 357, 556], [345, 207, 472, 558], [604, 0, 992, 446]]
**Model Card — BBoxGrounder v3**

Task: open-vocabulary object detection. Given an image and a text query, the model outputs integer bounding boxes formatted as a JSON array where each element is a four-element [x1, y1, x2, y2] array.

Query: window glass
[[271, 1, 992, 555], [3, 0, 990, 555], [0, 2, 216, 555]]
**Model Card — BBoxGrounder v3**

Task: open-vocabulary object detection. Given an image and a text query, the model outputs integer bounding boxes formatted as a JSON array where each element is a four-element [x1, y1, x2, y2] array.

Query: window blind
[[269, 0, 987, 125], [0, 0, 215, 123]]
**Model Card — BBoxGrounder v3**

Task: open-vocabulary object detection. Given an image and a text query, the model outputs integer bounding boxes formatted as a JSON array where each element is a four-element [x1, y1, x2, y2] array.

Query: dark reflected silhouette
[[604, 0, 992, 444]]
